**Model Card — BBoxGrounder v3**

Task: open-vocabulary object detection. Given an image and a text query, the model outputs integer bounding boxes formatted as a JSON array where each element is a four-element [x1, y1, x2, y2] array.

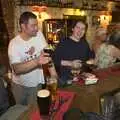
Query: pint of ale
[[46, 77, 57, 101]]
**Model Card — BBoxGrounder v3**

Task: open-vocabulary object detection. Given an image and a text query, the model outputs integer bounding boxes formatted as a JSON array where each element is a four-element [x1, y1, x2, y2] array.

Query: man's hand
[[37, 51, 52, 65]]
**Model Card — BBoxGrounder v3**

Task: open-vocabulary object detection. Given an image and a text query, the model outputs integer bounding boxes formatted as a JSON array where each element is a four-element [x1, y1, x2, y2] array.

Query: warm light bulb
[[100, 15, 112, 28], [80, 11, 85, 16]]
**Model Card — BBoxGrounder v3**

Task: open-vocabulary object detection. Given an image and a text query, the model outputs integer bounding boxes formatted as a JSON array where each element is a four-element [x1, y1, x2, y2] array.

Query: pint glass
[[46, 77, 57, 101]]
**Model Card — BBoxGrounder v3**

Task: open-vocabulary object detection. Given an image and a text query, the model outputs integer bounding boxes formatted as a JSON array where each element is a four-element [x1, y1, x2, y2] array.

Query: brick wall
[[1, 0, 14, 40], [0, 0, 14, 69]]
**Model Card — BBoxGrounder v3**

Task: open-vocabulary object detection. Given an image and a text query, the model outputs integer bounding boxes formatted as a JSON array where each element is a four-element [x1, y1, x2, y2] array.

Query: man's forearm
[[12, 59, 39, 75], [48, 63, 58, 78]]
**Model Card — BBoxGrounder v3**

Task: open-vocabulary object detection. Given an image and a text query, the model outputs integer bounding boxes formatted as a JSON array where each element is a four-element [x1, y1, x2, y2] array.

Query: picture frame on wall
[[92, 16, 100, 26]]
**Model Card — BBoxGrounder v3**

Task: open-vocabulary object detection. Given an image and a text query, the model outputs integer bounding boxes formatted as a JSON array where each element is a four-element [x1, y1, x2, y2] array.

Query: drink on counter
[[46, 77, 57, 101], [37, 89, 51, 116], [71, 68, 81, 77], [71, 61, 82, 77]]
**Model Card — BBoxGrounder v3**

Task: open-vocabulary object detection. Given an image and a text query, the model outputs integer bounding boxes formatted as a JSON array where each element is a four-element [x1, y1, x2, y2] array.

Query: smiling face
[[72, 22, 86, 40], [21, 18, 38, 37]]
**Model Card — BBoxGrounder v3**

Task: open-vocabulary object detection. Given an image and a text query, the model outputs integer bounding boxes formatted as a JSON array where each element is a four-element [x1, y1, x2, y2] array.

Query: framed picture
[[92, 16, 100, 26]]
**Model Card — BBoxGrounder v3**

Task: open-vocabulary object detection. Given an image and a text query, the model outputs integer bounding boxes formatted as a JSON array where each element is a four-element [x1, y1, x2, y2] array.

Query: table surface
[[19, 65, 120, 119], [63, 75, 120, 113]]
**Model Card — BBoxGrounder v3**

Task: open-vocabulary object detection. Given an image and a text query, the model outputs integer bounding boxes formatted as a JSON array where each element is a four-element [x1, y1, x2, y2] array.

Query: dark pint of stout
[[43, 47, 53, 57], [37, 89, 51, 115]]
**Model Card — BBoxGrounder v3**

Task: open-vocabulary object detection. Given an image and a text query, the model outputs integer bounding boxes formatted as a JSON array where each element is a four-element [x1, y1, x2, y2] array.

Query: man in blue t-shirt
[[53, 20, 94, 85]]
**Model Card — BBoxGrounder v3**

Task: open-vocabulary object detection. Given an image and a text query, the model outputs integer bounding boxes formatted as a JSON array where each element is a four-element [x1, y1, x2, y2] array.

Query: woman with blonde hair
[[92, 27, 107, 53], [93, 31, 120, 69]]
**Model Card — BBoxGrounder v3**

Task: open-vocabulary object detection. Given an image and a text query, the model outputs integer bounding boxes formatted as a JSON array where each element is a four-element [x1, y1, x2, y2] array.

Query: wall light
[[100, 15, 112, 28], [39, 12, 51, 21], [80, 11, 85, 16]]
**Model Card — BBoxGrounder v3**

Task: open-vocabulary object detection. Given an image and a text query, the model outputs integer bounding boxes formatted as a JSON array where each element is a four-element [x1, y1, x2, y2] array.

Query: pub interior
[[0, 0, 120, 120]]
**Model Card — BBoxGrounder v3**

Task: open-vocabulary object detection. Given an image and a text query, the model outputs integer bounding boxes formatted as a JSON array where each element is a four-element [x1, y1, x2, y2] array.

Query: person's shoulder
[[9, 35, 20, 45], [81, 39, 90, 48], [108, 44, 117, 51], [57, 37, 66, 44], [8, 35, 22, 51], [36, 31, 46, 40], [82, 38, 89, 43], [54, 37, 66, 49], [37, 30, 42, 34], [61, 37, 71, 42]]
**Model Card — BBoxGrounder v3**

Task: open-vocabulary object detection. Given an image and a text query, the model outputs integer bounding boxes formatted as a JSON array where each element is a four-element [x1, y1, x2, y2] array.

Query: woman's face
[[72, 22, 86, 40]]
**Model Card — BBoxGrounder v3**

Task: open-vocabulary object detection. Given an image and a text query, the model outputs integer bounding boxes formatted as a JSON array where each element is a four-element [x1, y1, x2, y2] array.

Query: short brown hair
[[19, 11, 37, 25]]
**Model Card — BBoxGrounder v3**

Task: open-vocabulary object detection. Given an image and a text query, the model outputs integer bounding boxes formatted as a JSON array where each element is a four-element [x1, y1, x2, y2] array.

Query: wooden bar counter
[[18, 64, 120, 119], [63, 76, 120, 113]]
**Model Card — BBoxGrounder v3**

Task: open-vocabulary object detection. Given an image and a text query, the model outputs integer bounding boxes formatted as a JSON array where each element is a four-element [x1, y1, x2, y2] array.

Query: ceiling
[[14, 0, 120, 11]]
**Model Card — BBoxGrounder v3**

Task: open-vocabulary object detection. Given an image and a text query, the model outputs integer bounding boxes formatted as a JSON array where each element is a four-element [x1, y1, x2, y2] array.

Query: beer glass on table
[[46, 76, 58, 102], [37, 89, 51, 119], [71, 60, 82, 80]]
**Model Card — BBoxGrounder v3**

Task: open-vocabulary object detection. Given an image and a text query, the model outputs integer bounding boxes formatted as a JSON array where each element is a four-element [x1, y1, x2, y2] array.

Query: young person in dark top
[[53, 20, 94, 85]]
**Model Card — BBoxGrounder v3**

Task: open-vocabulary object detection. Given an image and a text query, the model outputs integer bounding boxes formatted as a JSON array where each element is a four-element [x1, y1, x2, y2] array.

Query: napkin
[[72, 73, 98, 85]]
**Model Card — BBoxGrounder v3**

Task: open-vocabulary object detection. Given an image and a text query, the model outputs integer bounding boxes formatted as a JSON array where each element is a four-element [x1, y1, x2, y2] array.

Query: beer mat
[[53, 90, 76, 120], [30, 90, 76, 120], [30, 110, 40, 120]]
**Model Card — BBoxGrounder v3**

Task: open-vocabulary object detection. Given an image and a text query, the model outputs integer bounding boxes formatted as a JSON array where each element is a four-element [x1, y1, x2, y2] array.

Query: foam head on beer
[[37, 89, 50, 98]]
